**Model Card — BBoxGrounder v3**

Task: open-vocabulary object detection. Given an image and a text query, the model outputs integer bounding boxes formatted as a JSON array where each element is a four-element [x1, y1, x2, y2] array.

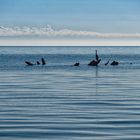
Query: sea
[[0, 46, 140, 140]]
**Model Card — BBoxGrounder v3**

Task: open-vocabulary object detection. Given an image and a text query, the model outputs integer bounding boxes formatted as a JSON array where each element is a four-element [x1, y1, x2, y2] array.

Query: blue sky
[[0, 0, 140, 46], [1, 0, 140, 32]]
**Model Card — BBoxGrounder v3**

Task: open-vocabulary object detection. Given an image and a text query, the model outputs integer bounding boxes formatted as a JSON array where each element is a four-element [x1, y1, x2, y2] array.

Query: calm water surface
[[0, 46, 140, 140]]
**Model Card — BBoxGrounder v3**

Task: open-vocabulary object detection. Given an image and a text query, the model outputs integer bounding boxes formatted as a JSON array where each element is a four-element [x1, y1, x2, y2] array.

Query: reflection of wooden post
[[95, 66, 98, 95]]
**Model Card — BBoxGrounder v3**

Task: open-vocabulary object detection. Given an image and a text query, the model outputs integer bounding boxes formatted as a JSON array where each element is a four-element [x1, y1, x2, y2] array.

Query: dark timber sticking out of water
[[105, 60, 110, 66], [88, 59, 101, 66], [110, 61, 119, 66], [74, 63, 80, 66], [37, 61, 40, 65], [41, 58, 46, 65], [88, 50, 101, 66], [24, 50, 121, 67], [25, 61, 34, 66]]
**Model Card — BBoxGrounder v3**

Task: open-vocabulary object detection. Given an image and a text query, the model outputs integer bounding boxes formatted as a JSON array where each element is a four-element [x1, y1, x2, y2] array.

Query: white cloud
[[0, 25, 140, 39]]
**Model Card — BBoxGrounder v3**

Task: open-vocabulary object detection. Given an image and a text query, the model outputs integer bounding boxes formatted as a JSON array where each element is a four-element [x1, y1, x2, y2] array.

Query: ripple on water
[[0, 46, 140, 139]]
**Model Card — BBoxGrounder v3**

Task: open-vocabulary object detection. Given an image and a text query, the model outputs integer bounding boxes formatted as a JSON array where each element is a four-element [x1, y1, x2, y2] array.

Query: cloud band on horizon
[[0, 25, 140, 39]]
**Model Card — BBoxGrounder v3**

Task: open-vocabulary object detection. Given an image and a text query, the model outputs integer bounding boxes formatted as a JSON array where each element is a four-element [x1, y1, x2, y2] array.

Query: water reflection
[[95, 67, 99, 95]]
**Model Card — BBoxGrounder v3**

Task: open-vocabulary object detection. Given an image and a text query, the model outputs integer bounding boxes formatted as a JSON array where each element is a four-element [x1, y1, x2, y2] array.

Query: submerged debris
[[25, 61, 34, 66], [88, 50, 101, 66], [36, 61, 40, 65], [110, 61, 119, 66], [74, 62, 80, 66], [105, 60, 110, 66], [88, 59, 101, 66], [41, 58, 46, 65]]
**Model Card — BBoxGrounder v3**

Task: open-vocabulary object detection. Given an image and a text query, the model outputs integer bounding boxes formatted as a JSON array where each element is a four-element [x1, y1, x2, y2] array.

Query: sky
[[0, 0, 140, 46]]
